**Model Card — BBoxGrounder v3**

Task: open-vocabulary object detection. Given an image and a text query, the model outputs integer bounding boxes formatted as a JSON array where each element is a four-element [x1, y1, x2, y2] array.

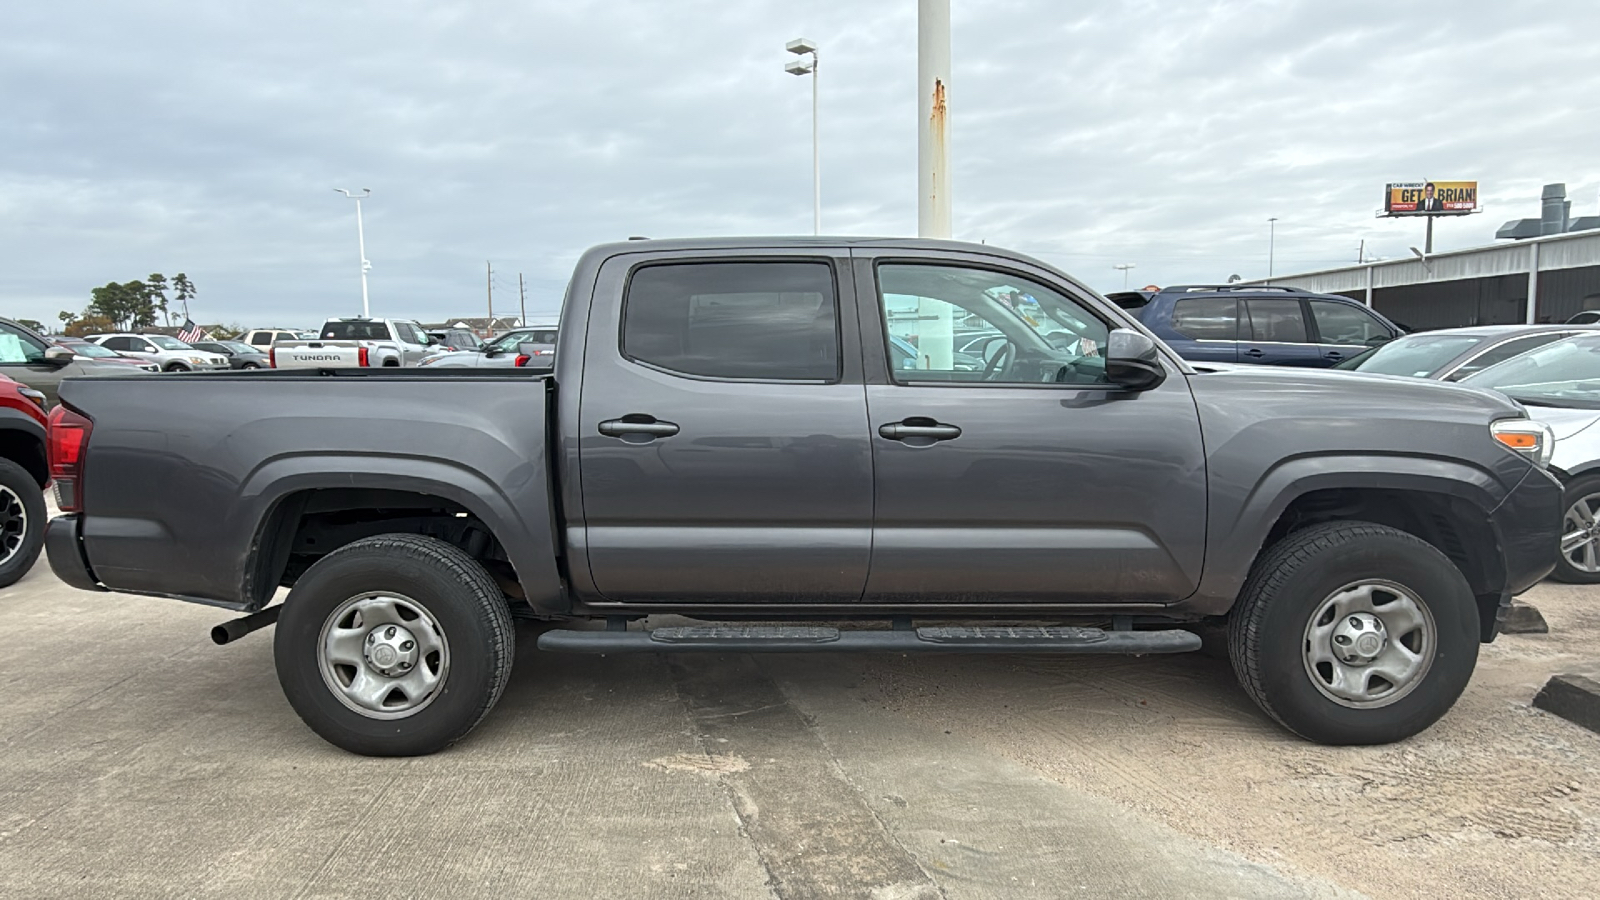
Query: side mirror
[[1105, 328, 1166, 391], [43, 346, 75, 367]]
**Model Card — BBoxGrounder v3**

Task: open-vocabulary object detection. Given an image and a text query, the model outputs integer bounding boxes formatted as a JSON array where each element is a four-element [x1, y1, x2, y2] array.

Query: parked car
[[1456, 334, 1600, 584], [46, 237, 1558, 757], [424, 328, 483, 352], [240, 329, 305, 350], [0, 372, 48, 587], [190, 340, 270, 370], [271, 317, 434, 368], [52, 338, 161, 373], [0, 319, 156, 407], [1117, 284, 1403, 367], [87, 334, 229, 372], [418, 326, 559, 368], [1334, 325, 1598, 381]]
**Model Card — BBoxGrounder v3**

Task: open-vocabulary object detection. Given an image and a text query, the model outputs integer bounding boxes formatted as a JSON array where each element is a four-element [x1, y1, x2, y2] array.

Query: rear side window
[[1170, 297, 1238, 340], [623, 262, 839, 381], [1244, 299, 1307, 343], [249, 332, 272, 345]]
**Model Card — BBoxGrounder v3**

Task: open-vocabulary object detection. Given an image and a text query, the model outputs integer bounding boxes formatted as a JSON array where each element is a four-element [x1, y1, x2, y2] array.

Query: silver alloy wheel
[[0, 486, 27, 566], [318, 592, 450, 720], [1560, 491, 1600, 573], [1302, 580, 1435, 709]]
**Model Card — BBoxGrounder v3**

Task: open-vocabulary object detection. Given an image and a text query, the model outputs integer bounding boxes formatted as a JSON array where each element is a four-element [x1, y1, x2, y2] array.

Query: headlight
[[1490, 419, 1555, 468]]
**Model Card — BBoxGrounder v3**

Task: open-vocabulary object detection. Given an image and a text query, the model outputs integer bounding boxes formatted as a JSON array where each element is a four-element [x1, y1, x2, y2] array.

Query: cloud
[[2, 0, 1596, 325]]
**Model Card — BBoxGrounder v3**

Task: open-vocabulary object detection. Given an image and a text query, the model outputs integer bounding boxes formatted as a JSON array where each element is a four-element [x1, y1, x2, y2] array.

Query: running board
[[536, 624, 1201, 655]]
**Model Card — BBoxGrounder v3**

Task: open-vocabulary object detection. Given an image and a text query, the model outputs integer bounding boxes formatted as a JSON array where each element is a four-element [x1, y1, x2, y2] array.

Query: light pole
[[335, 188, 372, 316], [1113, 263, 1136, 290], [785, 39, 820, 235], [918, 0, 951, 239], [1268, 217, 1279, 280]]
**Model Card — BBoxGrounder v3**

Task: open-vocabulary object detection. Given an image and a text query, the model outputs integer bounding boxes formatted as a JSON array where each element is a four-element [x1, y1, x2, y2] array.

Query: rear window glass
[[322, 321, 390, 341], [623, 262, 839, 381], [1171, 297, 1238, 341]]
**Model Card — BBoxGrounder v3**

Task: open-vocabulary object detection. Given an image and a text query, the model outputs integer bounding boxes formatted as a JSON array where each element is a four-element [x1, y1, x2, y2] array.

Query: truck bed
[[55, 368, 560, 609]]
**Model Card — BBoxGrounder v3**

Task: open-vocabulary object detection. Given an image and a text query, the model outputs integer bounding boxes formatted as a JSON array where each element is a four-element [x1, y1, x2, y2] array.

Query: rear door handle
[[599, 416, 680, 440], [878, 420, 961, 442], [1243, 348, 1265, 358]]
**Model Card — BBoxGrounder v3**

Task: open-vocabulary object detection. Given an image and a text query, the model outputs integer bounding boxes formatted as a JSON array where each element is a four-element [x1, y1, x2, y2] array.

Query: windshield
[[1460, 335, 1600, 408], [148, 335, 193, 350], [489, 329, 558, 352], [62, 341, 120, 358], [1353, 333, 1486, 377]]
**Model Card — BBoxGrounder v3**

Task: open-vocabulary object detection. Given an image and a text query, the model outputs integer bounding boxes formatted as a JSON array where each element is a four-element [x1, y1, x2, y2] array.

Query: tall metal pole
[[335, 189, 372, 317], [1268, 217, 1278, 279], [486, 261, 493, 333], [1114, 263, 1136, 289], [811, 51, 820, 235], [918, 0, 951, 239], [1425, 215, 1435, 255], [519, 273, 527, 328]]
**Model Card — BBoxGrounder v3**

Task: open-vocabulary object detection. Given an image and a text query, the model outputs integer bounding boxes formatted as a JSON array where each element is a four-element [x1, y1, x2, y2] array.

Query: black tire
[[1552, 473, 1600, 584], [0, 457, 46, 588], [274, 534, 514, 756], [163, 363, 190, 372], [1227, 521, 1479, 745], [241, 362, 261, 370]]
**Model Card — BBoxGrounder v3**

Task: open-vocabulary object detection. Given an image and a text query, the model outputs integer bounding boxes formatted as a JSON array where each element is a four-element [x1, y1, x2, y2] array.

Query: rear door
[[1239, 298, 1321, 366], [392, 322, 430, 365], [856, 251, 1207, 605], [576, 250, 873, 604], [1306, 299, 1396, 366]]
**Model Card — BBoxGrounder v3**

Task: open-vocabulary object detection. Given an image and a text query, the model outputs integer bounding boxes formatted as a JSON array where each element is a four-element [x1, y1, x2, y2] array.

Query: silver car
[[418, 327, 557, 368], [1459, 333, 1600, 583]]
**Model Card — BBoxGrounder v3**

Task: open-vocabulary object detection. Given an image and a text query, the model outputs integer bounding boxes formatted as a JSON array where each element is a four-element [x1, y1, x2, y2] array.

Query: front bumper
[[1483, 465, 1562, 637], [45, 514, 105, 593]]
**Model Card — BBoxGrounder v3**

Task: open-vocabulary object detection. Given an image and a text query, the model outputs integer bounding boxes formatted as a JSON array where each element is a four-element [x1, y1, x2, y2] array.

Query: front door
[[577, 252, 873, 603], [858, 255, 1207, 605]]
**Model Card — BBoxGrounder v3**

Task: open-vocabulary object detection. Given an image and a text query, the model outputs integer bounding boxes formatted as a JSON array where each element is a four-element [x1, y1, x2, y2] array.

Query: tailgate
[[272, 340, 365, 368]]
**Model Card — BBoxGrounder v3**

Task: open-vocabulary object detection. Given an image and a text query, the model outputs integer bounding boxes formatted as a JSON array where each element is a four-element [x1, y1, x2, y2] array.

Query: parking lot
[[2, 550, 1594, 900]]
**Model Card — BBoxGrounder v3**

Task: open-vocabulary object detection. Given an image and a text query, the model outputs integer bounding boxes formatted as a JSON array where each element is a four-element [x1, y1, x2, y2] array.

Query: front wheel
[[1228, 521, 1478, 745], [0, 458, 45, 588], [163, 363, 190, 372], [241, 362, 261, 370], [274, 534, 515, 756], [1553, 473, 1600, 584]]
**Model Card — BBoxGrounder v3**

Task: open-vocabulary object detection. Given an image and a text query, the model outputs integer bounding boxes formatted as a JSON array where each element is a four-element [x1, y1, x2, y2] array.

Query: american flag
[[177, 319, 205, 343]]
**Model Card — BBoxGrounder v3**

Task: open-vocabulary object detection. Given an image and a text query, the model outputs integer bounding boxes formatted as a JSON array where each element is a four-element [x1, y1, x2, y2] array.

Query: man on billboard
[[1418, 182, 1445, 213]]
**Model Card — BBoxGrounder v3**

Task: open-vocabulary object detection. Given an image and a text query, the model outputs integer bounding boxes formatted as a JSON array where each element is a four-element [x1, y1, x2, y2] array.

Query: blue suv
[[1111, 285, 1403, 367]]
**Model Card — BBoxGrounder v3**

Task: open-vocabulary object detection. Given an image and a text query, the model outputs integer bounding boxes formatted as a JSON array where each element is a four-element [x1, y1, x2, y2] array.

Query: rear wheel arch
[[0, 421, 47, 487]]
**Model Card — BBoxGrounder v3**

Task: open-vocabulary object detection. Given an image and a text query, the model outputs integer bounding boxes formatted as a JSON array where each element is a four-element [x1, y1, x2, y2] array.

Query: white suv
[[89, 334, 230, 372]]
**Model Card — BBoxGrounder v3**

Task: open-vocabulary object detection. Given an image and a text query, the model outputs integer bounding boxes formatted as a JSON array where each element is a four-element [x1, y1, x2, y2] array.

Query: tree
[[173, 273, 196, 319], [208, 322, 245, 340], [63, 313, 115, 337], [146, 273, 170, 326], [88, 281, 159, 331], [16, 319, 45, 333]]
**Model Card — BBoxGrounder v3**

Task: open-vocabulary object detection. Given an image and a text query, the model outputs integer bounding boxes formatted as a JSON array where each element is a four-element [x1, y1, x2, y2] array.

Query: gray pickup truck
[[45, 237, 1560, 756]]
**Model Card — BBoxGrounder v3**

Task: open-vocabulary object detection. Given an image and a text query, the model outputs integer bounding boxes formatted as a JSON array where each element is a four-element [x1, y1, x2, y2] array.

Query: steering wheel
[[982, 341, 1016, 381]]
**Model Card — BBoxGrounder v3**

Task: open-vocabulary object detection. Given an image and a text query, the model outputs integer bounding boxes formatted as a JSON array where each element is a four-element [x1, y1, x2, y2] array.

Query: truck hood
[[1186, 364, 1523, 419]]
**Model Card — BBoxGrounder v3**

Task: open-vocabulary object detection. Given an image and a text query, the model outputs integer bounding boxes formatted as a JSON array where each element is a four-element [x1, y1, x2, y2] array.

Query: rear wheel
[[0, 458, 45, 588], [1553, 473, 1600, 584], [274, 534, 514, 756], [1228, 522, 1478, 745]]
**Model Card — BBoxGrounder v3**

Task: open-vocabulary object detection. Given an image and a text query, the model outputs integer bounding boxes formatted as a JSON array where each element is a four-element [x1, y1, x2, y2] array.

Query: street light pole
[[1268, 217, 1279, 280], [785, 39, 821, 235], [1114, 263, 1136, 289], [334, 188, 372, 316], [918, 0, 951, 239]]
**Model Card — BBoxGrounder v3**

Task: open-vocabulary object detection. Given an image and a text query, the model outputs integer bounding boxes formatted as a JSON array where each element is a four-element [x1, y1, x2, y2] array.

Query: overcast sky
[[4, 0, 1597, 328]]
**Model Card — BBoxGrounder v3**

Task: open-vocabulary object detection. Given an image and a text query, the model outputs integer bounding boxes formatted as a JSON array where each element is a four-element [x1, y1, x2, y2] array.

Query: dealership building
[[1243, 184, 1600, 330]]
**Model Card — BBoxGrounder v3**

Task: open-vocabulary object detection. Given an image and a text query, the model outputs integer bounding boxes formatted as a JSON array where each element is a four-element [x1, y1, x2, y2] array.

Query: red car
[[0, 372, 48, 586]]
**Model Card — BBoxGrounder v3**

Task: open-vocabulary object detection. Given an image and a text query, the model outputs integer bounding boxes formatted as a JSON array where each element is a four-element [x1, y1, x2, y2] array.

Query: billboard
[[1384, 181, 1477, 216]]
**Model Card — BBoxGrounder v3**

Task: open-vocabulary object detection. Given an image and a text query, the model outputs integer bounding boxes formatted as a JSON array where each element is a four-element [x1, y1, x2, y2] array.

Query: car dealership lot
[[1, 561, 1595, 899]]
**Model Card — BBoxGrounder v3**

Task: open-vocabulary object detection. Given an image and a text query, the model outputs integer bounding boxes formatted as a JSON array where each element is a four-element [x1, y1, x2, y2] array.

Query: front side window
[[623, 261, 838, 381], [1460, 335, 1600, 408], [1171, 297, 1238, 341], [1309, 300, 1389, 346], [0, 323, 45, 363], [877, 264, 1109, 386], [1244, 299, 1307, 343]]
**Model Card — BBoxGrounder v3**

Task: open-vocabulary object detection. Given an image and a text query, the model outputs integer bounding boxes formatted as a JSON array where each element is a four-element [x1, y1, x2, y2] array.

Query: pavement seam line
[[287, 758, 414, 900], [762, 659, 951, 900]]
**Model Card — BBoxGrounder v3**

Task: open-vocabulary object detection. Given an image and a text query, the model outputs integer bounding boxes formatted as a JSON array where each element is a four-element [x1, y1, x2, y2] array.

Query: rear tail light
[[48, 406, 93, 512], [358, 346, 370, 367], [268, 346, 276, 368]]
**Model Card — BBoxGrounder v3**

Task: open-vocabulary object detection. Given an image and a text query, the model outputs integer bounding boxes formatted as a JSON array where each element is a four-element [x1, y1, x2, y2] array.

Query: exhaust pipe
[[211, 605, 282, 645]]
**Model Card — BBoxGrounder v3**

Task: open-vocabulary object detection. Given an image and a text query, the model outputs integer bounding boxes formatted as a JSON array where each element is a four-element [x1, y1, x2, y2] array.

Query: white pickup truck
[[269, 318, 434, 368]]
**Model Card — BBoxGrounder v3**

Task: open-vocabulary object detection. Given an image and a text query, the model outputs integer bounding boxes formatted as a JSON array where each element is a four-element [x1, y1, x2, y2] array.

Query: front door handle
[[878, 419, 961, 442], [1243, 347, 1265, 358], [599, 416, 680, 440]]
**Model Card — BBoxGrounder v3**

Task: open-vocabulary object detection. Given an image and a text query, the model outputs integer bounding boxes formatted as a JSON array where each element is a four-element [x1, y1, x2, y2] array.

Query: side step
[[536, 624, 1200, 655]]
